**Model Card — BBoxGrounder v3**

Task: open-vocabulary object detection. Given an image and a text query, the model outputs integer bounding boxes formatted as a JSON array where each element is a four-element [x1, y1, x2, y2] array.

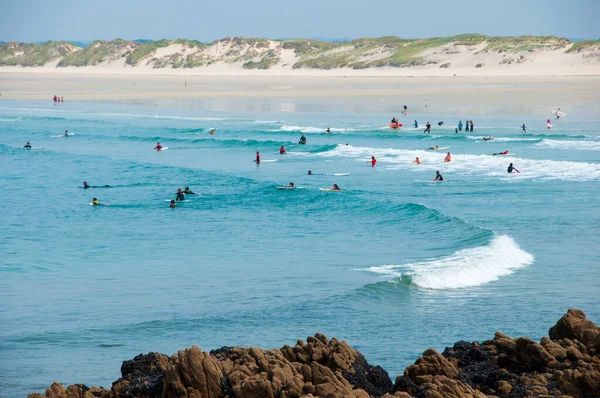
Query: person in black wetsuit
[[169, 200, 177, 208], [299, 135, 307, 145], [24, 142, 32, 148], [424, 122, 431, 133], [183, 187, 195, 195], [433, 171, 444, 182], [507, 163, 520, 173], [176, 188, 185, 201], [521, 124, 527, 133]]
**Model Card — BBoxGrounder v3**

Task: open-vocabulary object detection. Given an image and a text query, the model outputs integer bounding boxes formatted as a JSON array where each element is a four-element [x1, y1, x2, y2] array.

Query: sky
[[1, 0, 599, 43]]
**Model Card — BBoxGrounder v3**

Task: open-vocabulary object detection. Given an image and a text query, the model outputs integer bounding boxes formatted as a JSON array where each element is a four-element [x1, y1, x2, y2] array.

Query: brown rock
[[549, 308, 600, 347], [497, 380, 512, 395]]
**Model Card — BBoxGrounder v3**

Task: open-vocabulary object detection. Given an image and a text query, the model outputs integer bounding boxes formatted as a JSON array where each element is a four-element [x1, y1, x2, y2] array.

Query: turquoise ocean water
[[1, 100, 599, 397]]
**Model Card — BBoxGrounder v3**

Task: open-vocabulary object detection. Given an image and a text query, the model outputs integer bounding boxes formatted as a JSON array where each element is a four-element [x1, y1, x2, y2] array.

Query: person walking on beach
[[424, 122, 431, 133], [61, 96, 64, 103], [444, 152, 452, 162], [433, 171, 444, 181], [521, 124, 527, 133], [458, 121, 463, 132], [507, 163, 520, 174]]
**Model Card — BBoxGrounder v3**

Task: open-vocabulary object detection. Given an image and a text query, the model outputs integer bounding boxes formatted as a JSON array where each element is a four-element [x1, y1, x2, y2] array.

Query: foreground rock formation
[[29, 309, 600, 398]]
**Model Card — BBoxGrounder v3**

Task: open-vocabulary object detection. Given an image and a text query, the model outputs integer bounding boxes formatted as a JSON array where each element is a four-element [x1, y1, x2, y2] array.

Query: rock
[[549, 308, 600, 348], [29, 309, 600, 398]]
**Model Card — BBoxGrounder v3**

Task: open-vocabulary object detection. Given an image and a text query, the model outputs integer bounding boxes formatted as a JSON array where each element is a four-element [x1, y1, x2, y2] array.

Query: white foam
[[537, 139, 600, 151], [308, 144, 600, 182], [360, 235, 534, 289], [465, 136, 540, 142], [276, 125, 352, 133]]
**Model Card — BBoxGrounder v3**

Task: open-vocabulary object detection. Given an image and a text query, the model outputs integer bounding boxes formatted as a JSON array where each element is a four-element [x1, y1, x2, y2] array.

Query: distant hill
[[1, 35, 599, 74]]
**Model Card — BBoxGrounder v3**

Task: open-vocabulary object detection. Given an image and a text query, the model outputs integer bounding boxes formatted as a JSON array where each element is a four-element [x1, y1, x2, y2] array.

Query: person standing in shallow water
[[470, 120, 474, 132], [458, 121, 463, 131]]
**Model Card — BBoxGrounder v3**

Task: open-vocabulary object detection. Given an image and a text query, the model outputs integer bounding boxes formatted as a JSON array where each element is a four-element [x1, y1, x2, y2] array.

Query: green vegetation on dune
[[125, 39, 170, 65], [0, 41, 78, 66], [58, 39, 133, 66], [565, 40, 600, 53], [479, 35, 570, 53]]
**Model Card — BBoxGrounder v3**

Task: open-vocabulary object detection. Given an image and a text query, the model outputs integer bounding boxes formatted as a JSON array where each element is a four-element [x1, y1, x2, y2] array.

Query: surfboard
[[22, 147, 44, 150], [259, 159, 278, 163], [428, 146, 449, 150], [550, 110, 567, 117], [90, 203, 109, 206], [53, 133, 75, 138], [156, 147, 168, 151], [164, 199, 185, 202], [277, 186, 308, 190], [333, 173, 350, 176], [319, 188, 344, 192]]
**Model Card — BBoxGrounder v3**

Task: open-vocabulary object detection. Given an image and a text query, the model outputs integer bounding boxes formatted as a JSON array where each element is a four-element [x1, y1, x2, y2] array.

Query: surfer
[[169, 199, 177, 208], [83, 181, 90, 189], [326, 128, 331, 133], [91, 198, 101, 206], [470, 120, 474, 132], [555, 108, 561, 120], [154, 142, 163, 151], [433, 171, 444, 182], [391, 117, 398, 124], [424, 122, 431, 133], [458, 121, 463, 131], [507, 163, 520, 174], [429, 145, 439, 150], [444, 152, 452, 162], [455, 128, 458, 134], [210, 129, 215, 135], [176, 188, 185, 201], [280, 145, 286, 154], [411, 157, 421, 165], [24, 142, 32, 149], [414, 120, 418, 128], [63, 130, 69, 137], [183, 187, 195, 195], [521, 124, 527, 133], [438, 121, 444, 126], [287, 182, 295, 188], [255, 151, 260, 164], [371, 156, 377, 167], [299, 134, 307, 145], [332, 184, 341, 191], [308, 170, 313, 175], [493, 151, 509, 156], [547, 119, 552, 130], [483, 136, 494, 141]]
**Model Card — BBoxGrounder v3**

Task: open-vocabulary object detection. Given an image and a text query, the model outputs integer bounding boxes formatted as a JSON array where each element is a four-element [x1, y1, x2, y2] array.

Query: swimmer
[[444, 152, 452, 162], [92, 198, 100, 206], [24, 142, 32, 149], [308, 170, 313, 175], [210, 129, 215, 135], [432, 171, 444, 182], [169, 199, 177, 208], [507, 163, 520, 174], [154, 142, 163, 151], [280, 145, 286, 154], [411, 157, 421, 165], [483, 136, 494, 141], [287, 182, 295, 188], [371, 156, 377, 167], [63, 130, 69, 137]]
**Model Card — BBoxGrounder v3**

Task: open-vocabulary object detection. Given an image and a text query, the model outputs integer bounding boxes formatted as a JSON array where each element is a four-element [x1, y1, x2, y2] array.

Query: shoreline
[[27, 309, 600, 398]]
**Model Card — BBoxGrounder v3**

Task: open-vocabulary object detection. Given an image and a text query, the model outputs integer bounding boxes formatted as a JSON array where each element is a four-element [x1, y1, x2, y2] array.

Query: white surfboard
[[551, 110, 567, 117], [319, 188, 344, 192], [259, 159, 278, 163], [164, 199, 185, 202], [428, 146, 449, 150], [277, 186, 308, 190], [156, 147, 169, 151], [333, 173, 350, 176], [53, 133, 75, 138], [90, 203, 109, 206]]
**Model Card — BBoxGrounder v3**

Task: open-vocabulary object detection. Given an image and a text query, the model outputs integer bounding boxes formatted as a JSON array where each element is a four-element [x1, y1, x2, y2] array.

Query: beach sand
[[1, 73, 599, 115]]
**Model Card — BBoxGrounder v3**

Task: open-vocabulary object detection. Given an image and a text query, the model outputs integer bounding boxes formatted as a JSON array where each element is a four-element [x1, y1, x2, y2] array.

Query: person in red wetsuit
[[255, 151, 260, 164], [371, 156, 377, 167], [53, 95, 57, 103], [280, 145, 286, 154], [154, 142, 163, 151]]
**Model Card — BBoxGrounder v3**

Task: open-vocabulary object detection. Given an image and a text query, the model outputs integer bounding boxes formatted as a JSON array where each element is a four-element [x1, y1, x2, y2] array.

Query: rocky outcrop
[[29, 309, 600, 398]]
